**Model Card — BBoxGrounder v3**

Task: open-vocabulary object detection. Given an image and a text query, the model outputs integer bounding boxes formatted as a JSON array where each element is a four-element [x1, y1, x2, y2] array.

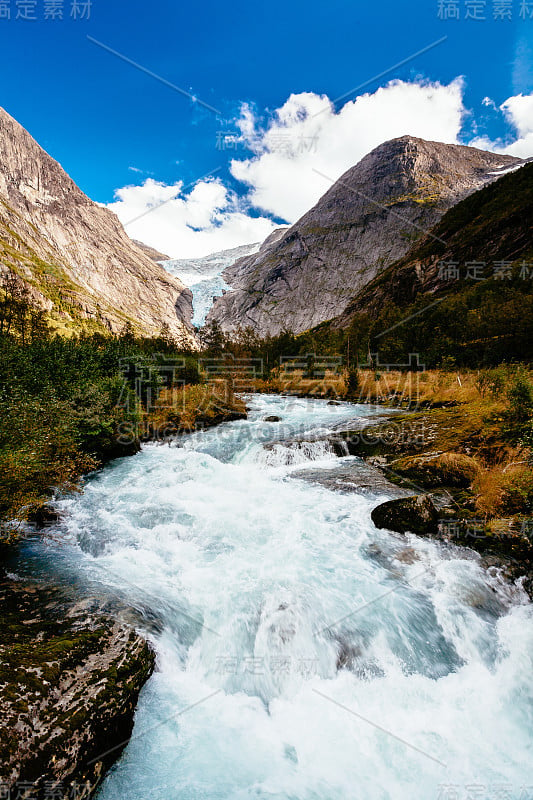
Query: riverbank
[[0, 575, 155, 799], [332, 397, 533, 595], [0, 381, 246, 798], [1, 381, 247, 543]]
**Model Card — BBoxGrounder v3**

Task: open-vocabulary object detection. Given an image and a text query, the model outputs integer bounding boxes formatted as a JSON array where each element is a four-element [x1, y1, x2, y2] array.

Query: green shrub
[[503, 370, 533, 441]]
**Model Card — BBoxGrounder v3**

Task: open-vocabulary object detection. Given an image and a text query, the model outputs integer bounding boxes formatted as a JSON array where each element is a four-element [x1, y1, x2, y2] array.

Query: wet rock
[[336, 641, 362, 670], [27, 504, 61, 529], [0, 578, 155, 798], [336, 418, 427, 458], [295, 461, 408, 497], [327, 400, 342, 406], [394, 547, 420, 564], [263, 415, 282, 422], [371, 494, 440, 535], [284, 744, 298, 764], [330, 438, 350, 457]]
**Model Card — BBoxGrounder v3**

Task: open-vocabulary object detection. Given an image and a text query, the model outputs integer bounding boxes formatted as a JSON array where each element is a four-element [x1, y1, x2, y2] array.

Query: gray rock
[[0, 578, 155, 798], [132, 240, 171, 262], [371, 493, 440, 535], [206, 137, 522, 336], [0, 107, 196, 344]]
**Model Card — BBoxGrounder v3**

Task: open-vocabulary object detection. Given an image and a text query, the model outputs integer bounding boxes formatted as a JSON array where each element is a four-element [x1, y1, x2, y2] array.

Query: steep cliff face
[[206, 137, 522, 336], [133, 240, 171, 263], [0, 108, 195, 344]]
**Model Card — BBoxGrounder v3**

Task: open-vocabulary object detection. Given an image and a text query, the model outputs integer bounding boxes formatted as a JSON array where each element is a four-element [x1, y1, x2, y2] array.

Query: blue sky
[[1, 0, 532, 256]]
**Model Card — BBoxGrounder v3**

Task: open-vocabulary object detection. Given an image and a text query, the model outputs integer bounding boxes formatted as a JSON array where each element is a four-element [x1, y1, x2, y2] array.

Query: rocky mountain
[[0, 107, 195, 344], [133, 240, 171, 263], [206, 137, 522, 336], [305, 159, 533, 366], [333, 159, 533, 328], [161, 241, 264, 327]]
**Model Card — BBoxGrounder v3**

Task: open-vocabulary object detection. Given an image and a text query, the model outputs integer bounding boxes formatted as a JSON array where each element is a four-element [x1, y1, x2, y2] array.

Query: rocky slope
[[133, 240, 171, 263], [0, 107, 195, 343], [0, 576, 154, 798], [206, 137, 522, 336], [333, 159, 533, 328]]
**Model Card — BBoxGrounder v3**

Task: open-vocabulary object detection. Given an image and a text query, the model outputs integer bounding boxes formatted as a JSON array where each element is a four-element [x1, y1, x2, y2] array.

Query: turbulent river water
[[19, 395, 533, 799]]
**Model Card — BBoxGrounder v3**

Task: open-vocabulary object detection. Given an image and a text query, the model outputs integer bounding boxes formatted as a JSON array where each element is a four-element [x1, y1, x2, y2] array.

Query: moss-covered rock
[[371, 494, 440, 535], [0, 578, 155, 799], [392, 452, 480, 488]]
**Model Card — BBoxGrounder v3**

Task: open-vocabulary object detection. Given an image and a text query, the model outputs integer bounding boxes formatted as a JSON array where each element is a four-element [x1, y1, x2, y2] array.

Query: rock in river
[[0, 577, 155, 798], [371, 494, 440, 536]]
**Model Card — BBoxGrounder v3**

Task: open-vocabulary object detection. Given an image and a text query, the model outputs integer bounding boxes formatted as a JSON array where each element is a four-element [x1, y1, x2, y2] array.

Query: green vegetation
[[0, 277, 179, 537], [323, 161, 533, 368], [0, 274, 252, 542]]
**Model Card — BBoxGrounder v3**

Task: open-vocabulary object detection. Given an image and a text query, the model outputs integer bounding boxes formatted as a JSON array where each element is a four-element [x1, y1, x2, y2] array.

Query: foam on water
[[28, 395, 533, 799]]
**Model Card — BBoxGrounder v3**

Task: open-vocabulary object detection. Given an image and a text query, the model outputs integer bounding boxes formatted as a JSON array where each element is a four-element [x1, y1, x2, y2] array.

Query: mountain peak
[[0, 109, 195, 342], [206, 137, 523, 336]]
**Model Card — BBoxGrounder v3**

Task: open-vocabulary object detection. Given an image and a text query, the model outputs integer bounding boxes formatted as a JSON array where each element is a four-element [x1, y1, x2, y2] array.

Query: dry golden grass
[[254, 367, 532, 409], [146, 382, 247, 434], [392, 452, 481, 488], [354, 368, 518, 408], [251, 366, 533, 524], [473, 459, 533, 519], [254, 369, 347, 398]]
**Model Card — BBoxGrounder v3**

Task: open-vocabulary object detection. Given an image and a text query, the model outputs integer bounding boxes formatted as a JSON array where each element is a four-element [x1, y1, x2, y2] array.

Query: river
[[18, 395, 533, 799]]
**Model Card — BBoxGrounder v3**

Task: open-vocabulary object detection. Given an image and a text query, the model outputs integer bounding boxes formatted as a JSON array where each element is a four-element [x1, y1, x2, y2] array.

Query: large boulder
[[0, 578, 155, 798], [371, 494, 440, 535]]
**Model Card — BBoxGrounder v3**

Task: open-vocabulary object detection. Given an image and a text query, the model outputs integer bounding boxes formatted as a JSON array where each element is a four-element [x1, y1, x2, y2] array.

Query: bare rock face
[[0, 578, 155, 798], [0, 107, 195, 344], [206, 137, 522, 335], [333, 159, 533, 329], [132, 240, 171, 263]]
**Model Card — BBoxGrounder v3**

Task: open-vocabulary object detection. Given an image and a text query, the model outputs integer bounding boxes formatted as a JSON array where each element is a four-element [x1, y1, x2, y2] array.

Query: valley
[[1, 107, 532, 800]]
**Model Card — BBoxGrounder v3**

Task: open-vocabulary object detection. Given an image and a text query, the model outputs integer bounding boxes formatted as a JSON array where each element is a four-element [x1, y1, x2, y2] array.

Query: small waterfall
[[252, 440, 339, 467]]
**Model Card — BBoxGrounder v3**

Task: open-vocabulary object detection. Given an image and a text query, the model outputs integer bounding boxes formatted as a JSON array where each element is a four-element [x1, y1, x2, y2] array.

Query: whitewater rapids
[[24, 395, 533, 799]]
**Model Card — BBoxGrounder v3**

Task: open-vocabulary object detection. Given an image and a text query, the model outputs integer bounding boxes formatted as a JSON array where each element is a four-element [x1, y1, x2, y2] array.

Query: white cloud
[[230, 79, 466, 221], [469, 92, 533, 158], [109, 80, 533, 260], [108, 177, 277, 259], [500, 94, 533, 157]]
